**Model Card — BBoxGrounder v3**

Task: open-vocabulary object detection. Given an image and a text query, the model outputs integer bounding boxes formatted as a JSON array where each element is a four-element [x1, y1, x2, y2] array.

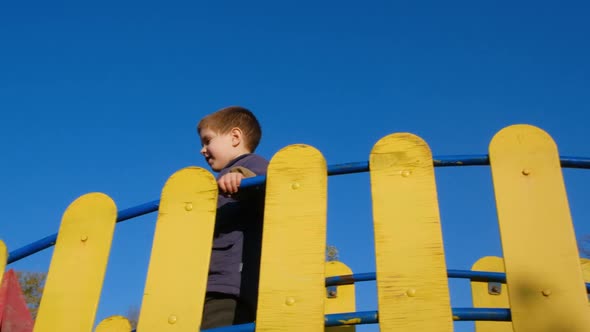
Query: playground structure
[[2, 124, 590, 331]]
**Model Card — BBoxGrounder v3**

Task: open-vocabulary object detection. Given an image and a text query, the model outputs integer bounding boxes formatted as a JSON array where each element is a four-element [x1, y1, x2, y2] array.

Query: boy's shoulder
[[234, 153, 268, 164], [229, 153, 269, 175]]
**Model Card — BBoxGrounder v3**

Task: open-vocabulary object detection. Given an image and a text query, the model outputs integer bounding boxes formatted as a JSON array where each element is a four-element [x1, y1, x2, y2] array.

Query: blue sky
[[1, 1, 589, 331]]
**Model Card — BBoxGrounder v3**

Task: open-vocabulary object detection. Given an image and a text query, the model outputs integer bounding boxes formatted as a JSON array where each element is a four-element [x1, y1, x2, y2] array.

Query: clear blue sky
[[1, 1, 589, 331]]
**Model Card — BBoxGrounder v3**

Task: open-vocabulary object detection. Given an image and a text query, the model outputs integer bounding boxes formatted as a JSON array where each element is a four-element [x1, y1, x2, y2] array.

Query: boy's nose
[[200, 146, 206, 155]]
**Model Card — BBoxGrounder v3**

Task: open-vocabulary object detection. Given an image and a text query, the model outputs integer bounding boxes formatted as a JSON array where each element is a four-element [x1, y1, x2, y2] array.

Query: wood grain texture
[[470, 256, 513, 332], [325, 261, 356, 332], [369, 133, 453, 332], [256, 144, 327, 332], [489, 124, 590, 332], [137, 167, 217, 332], [34, 193, 117, 332]]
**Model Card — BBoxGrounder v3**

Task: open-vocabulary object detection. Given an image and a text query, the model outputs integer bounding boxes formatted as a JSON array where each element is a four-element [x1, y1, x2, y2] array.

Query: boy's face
[[199, 127, 237, 172]]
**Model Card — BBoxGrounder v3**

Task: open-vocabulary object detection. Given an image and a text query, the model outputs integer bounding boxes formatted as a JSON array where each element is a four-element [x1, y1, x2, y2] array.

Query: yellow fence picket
[[470, 256, 512, 332], [11, 124, 590, 332], [369, 133, 453, 332], [471, 256, 590, 332], [325, 261, 356, 332], [137, 167, 217, 331], [489, 124, 590, 332], [256, 144, 327, 332], [95, 315, 131, 332], [34, 193, 117, 332], [581, 258, 590, 287], [0, 241, 6, 284]]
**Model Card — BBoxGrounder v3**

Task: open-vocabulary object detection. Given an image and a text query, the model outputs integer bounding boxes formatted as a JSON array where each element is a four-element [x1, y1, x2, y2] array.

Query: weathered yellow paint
[[256, 144, 327, 332], [34, 193, 117, 332], [369, 133, 453, 332], [0, 240, 6, 283], [95, 315, 131, 332], [470, 256, 512, 332], [580, 258, 590, 284], [471, 256, 590, 332], [325, 261, 356, 332], [137, 167, 217, 331], [489, 124, 590, 332]]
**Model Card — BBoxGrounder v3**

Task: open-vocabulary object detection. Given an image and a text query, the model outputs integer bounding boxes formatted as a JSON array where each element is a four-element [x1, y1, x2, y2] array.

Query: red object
[[0, 269, 34, 332]]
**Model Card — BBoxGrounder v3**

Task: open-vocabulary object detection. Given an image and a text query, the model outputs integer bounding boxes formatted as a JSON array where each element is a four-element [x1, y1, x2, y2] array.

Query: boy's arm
[[229, 166, 256, 178], [217, 166, 260, 199]]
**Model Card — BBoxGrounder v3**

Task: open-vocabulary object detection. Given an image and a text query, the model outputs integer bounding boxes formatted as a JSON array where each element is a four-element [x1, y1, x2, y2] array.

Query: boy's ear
[[230, 127, 243, 147]]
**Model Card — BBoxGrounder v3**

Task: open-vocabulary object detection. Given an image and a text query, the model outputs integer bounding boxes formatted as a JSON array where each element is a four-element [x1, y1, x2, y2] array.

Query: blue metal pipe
[[448, 269, 506, 282], [7, 199, 161, 264], [324, 270, 590, 293], [561, 156, 590, 169], [8, 155, 590, 264], [324, 270, 508, 286], [433, 154, 489, 167], [451, 307, 511, 321], [324, 308, 511, 325], [199, 308, 511, 331], [327, 161, 369, 176]]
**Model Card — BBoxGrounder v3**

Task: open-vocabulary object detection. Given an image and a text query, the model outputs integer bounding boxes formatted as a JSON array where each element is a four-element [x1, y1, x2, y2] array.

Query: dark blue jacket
[[207, 153, 268, 306]]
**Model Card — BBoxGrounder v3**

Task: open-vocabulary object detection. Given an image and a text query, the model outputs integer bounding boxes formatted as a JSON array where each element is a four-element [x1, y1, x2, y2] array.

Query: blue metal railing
[[8, 154, 590, 264], [200, 308, 511, 331], [7, 154, 590, 330], [325, 270, 590, 293]]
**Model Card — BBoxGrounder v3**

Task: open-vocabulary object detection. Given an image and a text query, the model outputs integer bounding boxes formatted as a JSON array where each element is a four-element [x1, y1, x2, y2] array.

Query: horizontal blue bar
[[325, 270, 590, 293], [325, 308, 511, 325], [7, 199, 161, 264], [561, 156, 590, 169], [452, 307, 511, 321], [324, 269, 507, 286], [433, 154, 489, 167], [8, 154, 590, 264], [200, 308, 511, 331]]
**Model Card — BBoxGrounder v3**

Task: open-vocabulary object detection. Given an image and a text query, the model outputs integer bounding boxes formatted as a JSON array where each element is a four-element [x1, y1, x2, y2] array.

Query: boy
[[197, 106, 269, 329]]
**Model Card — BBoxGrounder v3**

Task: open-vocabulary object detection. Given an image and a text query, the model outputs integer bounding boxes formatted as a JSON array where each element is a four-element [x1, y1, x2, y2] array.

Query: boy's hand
[[218, 172, 245, 196]]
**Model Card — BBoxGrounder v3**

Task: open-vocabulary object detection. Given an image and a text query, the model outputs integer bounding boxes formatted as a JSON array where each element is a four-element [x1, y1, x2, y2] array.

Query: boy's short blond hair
[[197, 106, 262, 152]]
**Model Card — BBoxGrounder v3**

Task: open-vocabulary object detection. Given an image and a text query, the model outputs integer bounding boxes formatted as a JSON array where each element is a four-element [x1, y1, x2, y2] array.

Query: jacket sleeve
[[228, 166, 264, 201], [229, 166, 257, 178]]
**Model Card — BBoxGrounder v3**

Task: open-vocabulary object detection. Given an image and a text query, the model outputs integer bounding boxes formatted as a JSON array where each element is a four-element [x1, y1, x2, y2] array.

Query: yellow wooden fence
[[1, 124, 589, 331]]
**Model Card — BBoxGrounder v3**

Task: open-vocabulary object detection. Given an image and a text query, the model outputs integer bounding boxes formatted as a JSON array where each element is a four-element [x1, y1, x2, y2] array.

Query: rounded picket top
[[35, 192, 118, 332], [161, 166, 217, 197], [325, 261, 356, 325], [268, 143, 327, 169], [138, 165, 219, 332], [489, 124, 558, 156], [257, 143, 328, 332], [470, 256, 512, 332], [95, 315, 132, 332], [369, 131, 452, 332], [370, 132, 433, 165], [489, 123, 590, 331]]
